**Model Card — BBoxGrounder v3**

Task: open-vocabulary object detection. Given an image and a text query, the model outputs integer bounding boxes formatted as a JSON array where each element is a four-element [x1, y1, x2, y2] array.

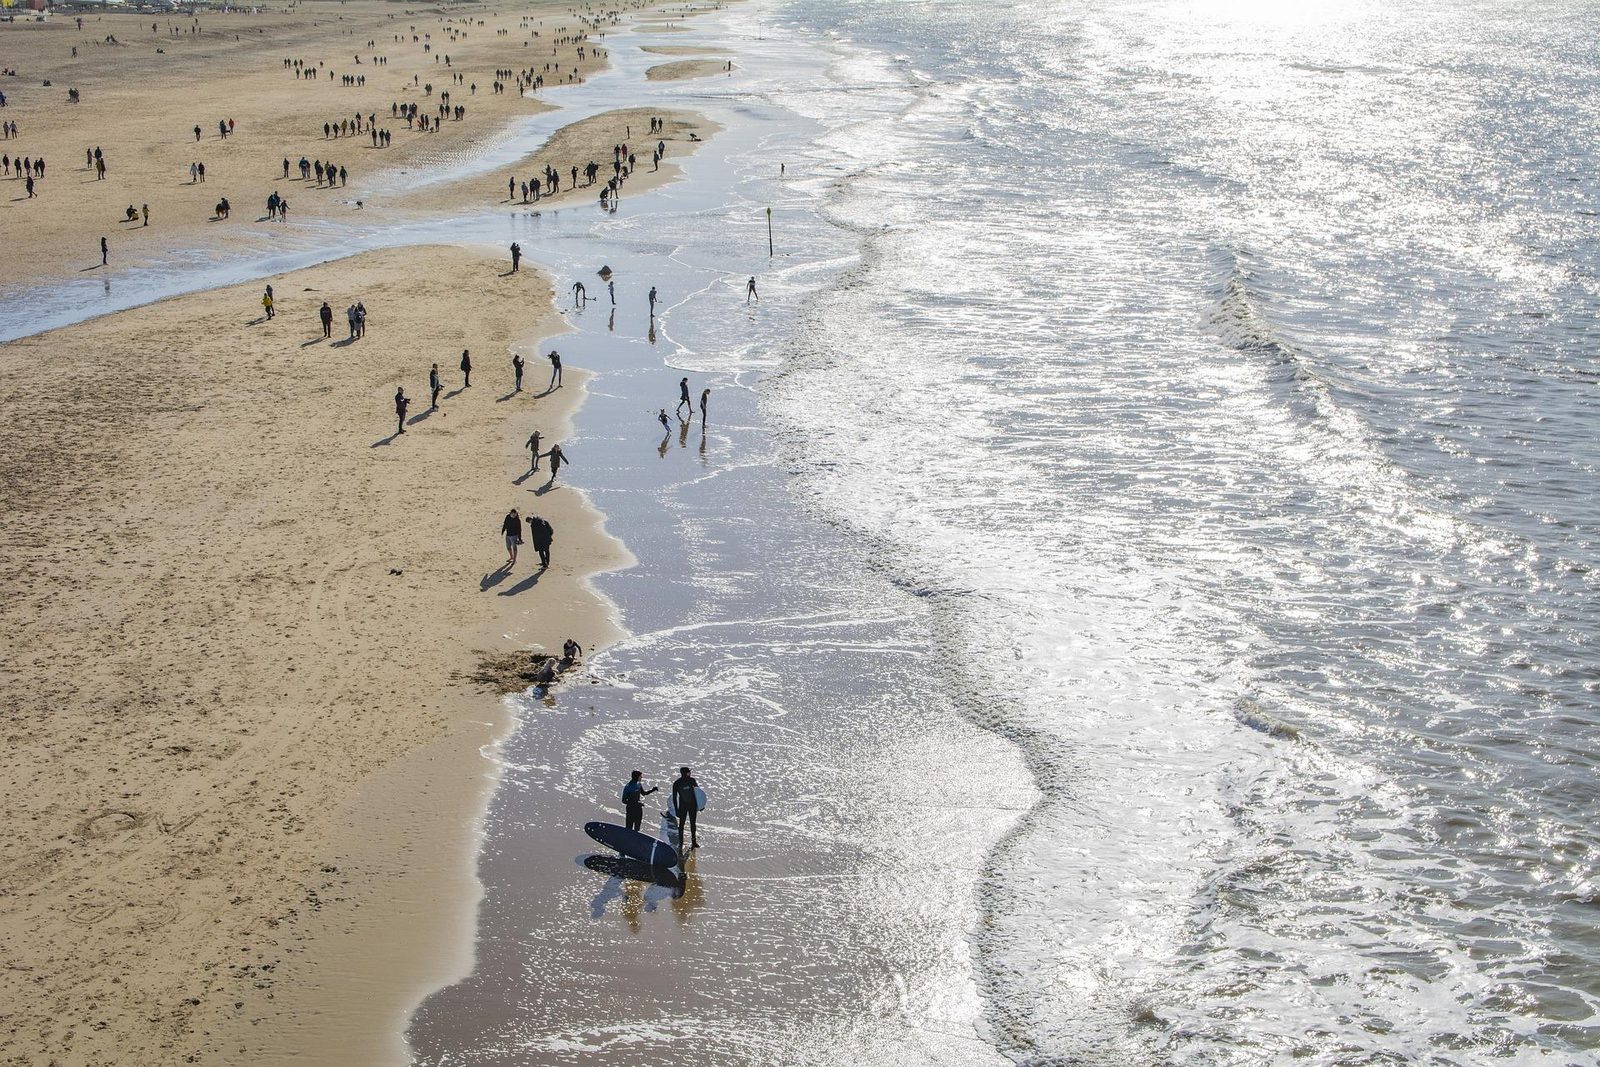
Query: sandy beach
[[0, 0, 628, 292], [0, 1, 725, 1063], [0, 244, 628, 1064], [646, 59, 735, 81]]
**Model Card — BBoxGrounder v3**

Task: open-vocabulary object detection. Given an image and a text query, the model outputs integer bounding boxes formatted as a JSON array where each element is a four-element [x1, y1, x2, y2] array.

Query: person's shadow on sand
[[498, 567, 546, 597], [301, 337, 327, 348], [479, 565, 512, 592], [533, 481, 560, 496], [330, 337, 357, 349], [371, 432, 401, 448], [406, 408, 435, 426], [512, 468, 539, 486]]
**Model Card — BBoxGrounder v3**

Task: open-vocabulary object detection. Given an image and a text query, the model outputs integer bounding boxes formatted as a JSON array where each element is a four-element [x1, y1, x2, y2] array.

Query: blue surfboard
[[584, 821, 681, 869]]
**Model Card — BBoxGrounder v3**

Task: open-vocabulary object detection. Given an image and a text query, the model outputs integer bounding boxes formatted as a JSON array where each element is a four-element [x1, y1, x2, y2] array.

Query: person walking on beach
[[430, 362, 442, 409], [543, 444, 568, 485], [546, 349, 562, 390], [657, 408, 671, 434], [262, 289, 274, 320], [700, 387, 710, 426], [394, 387, 410, 435], [459, 349, 472, 388], [676, 377, 692, 419], [621, 770, 657, 834], [501, 507, 523, 566], [525, 513, 553, 569], [509, 241, 521, 272], [512, 352, 525, 392], [747, 276, 758, 304], [320, 301, 334, 338], [648, 285, 658, 316], [525, 429, 541, 472], [672, 767, 702, 849]]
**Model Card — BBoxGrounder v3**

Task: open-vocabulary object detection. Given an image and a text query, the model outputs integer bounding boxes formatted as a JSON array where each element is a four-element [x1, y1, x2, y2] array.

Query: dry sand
[[0, 245, 628, 1065], [400, 106, 719, 217], [646, 59, 736, 81], [0, 0, 617, 292]]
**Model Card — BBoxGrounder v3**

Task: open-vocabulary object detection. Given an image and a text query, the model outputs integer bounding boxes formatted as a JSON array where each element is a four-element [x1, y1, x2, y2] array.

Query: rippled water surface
[[760, 0, 1600, 1062]]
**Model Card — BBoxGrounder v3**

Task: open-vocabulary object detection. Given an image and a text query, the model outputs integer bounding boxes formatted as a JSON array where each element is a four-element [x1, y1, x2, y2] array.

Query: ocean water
[[752, 0, 1600, 1062]]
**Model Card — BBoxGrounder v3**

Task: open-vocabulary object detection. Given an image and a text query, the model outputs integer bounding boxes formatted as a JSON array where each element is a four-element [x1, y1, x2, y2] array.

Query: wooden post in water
[[766, 206, 773, 258]]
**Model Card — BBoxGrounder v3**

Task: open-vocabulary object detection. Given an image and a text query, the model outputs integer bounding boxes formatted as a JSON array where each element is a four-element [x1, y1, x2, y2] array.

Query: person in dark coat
[[525, 514, 553, 569]]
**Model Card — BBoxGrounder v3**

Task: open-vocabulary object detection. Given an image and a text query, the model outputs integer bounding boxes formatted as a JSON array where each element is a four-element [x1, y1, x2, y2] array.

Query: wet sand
[[646, 59, 735, 81]]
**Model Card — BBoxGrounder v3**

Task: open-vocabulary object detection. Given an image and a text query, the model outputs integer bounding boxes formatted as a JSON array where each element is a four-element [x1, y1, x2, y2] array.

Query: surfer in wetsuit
[[672, 767, 701, 849], [622, 770, 656, 833]]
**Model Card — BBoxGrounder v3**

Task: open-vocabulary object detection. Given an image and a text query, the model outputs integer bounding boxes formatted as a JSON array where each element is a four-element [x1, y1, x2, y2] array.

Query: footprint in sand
[[79, 810, 149, 839]]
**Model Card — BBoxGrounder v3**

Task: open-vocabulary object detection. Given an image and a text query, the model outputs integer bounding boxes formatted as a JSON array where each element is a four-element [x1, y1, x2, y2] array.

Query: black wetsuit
[[622, 780, 655, 833], [672, 775, 700, 846]]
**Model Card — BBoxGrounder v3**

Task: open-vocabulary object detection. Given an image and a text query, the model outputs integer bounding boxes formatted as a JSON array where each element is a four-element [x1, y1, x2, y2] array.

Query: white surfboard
[[668, 787, 708, 814]]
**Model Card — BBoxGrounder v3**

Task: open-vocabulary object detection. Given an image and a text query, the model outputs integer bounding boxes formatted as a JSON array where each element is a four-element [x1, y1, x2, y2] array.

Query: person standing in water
[[648, 285, 658, 316], [500, 507, 523, 566], [746, 276, 758, 304], [672, 767, 701, 849], [571, 281, 586, 307], [699, 387, 710, 426], [657, 408, 671, 434], [394, 387, 410, 436], [675, 377, 692, 419], [429, 363, 442, 409], [459, 348, 472, 388], [621, 770, 657, 834]]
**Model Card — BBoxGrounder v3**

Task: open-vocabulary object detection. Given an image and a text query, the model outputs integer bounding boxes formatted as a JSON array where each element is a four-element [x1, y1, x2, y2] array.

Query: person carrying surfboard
[[672, 767, 702, 850], [621, 771, 657, 833]]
